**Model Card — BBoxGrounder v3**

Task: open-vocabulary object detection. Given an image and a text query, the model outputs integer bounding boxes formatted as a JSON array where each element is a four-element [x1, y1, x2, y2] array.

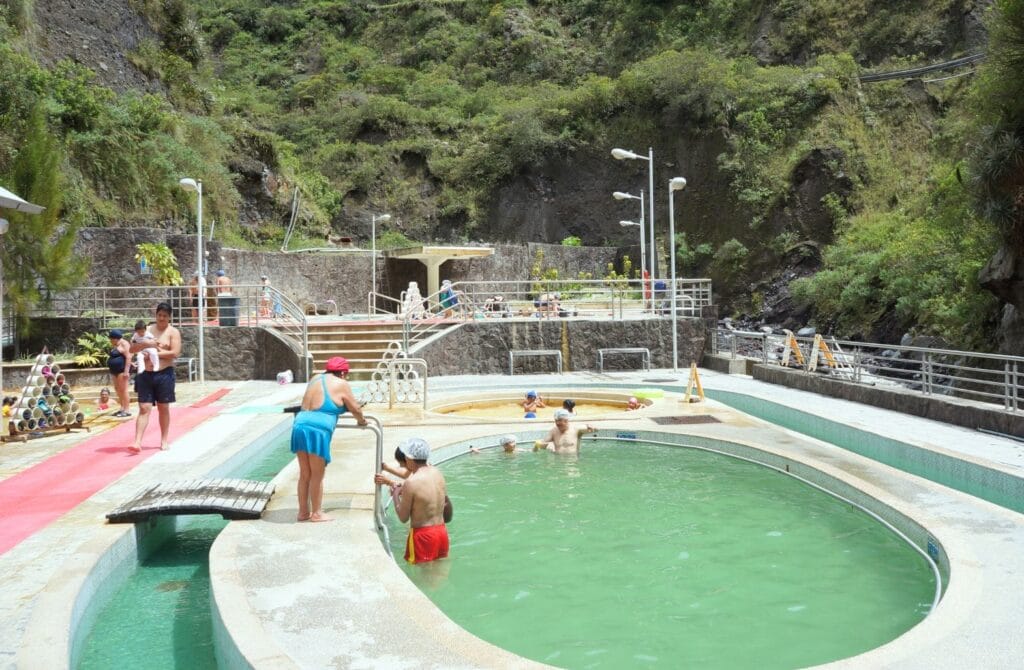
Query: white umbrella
[[0, 185, 44, 214]]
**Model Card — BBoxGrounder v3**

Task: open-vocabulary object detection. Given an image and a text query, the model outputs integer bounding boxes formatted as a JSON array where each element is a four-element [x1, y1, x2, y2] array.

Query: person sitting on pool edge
[[535, 409, 596, 454], [522, 390, 545, 418]]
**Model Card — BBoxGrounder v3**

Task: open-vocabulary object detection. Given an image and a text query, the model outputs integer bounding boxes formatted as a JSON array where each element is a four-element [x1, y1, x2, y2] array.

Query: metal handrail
[[335, 415, 389, 554], [713, 328, 1024, 412], [367, 291, 404, 318]]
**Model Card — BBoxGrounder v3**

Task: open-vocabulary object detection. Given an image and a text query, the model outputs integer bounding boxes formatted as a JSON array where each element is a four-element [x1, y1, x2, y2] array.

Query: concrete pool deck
[[2, 369, 1023, 668]]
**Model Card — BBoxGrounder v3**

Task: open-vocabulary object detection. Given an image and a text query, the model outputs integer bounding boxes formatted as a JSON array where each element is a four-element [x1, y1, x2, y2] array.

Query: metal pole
[[371, 214, 377, 306], [196, 181, 206, 384], [0, 235, 4, 396], [668, 185, 678, 372], [638, 189, 646, 311], [647, 148, 656, 279]]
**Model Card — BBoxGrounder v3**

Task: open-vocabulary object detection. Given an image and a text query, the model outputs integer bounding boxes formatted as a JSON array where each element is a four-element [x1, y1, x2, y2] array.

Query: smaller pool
[[430, 390, 653, 421]]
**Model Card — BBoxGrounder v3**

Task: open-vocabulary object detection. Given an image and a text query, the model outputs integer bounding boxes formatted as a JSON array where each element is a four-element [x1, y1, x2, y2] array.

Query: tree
[[2, 106, 86, 339]]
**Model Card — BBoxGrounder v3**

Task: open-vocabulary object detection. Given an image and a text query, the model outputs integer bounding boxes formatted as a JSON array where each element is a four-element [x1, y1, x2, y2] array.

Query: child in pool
[[522, 390, 545, 418]]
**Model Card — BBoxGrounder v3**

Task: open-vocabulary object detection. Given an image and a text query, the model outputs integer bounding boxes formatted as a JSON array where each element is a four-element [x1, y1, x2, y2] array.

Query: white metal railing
[[713, 328, 1024, 413], [380, 278, 712, 352], [33, 284, 310, 375]]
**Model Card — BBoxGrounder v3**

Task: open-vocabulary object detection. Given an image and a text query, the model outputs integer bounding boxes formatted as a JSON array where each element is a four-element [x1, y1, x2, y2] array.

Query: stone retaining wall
[[71, 228, 621, 315], [753, 364, 1024, 437], [415, 318, 706, 375]]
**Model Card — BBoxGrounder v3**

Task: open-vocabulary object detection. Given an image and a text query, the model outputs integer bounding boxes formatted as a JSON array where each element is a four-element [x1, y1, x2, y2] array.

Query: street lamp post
[[611, 147, 656, 277], [618, 220, 646, 310], [613, 189, 649, 310], [668, 176, 687, 372], [370, 213, 391, 309], [179, 178, 205, 384], [0, 218, 7, 397]]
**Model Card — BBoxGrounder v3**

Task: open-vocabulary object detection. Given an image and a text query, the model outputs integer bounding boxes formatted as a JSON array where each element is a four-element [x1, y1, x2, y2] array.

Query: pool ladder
[[334, 415, 392, 555]]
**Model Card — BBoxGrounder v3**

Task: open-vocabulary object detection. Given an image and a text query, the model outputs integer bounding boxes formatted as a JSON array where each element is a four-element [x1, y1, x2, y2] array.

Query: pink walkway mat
[[0, 390, 229, 556]]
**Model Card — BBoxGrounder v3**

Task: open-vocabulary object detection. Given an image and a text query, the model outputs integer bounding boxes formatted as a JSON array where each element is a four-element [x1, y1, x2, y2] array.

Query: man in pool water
[[374, 446, 453, 523], [390, 438, 450, 564], [535, 408, 596, 453], [470, 434, 525, 454]]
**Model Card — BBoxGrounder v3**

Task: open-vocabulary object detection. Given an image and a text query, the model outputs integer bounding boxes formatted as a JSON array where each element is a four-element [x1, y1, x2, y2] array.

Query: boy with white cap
[[535, 408, 597, 453], [390, 438, 450, 564]]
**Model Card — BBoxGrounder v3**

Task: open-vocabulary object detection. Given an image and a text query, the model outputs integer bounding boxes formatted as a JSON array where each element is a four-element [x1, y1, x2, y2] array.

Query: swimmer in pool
[[626, 396, 641, 411], [562, 398, 576, 415], [374, 444, 453, 523], [522, 390, 545, 419], [535, 409, 596, 454], [470, 434, 526, 454]]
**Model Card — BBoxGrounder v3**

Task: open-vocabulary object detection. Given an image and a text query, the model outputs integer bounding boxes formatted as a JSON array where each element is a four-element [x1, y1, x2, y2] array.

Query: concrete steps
[[306, 322, 405, 380]]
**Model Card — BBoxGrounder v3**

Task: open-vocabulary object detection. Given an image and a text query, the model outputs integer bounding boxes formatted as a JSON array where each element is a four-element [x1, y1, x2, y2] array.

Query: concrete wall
[[753, 365, 1024, 438], [71, 229, 621, 315], [415, 318, 706, 375], [178, 326, 303, 382]]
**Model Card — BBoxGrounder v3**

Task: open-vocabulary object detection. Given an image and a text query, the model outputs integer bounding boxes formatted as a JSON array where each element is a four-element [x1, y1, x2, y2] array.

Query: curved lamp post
[[614, 189, 649, 309], [618, 219, 647, 310], [668, 176, 687, 372], [371, 213, 391, 305], [179, 177, 205, 384], [611, 148, 655, 277]]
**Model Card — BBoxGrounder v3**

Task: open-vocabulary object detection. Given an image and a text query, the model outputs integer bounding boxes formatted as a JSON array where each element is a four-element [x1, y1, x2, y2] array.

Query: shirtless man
[[128, 302, 182, 453], [215, 269, 232, 294], [391, 438, 449, 564], [535, 408, 596, 454]]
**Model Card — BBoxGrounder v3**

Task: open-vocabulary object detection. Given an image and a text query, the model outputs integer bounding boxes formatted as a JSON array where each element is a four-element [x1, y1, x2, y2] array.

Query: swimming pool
[[73, 432, 294, 669], [386, 438, 937, 669]]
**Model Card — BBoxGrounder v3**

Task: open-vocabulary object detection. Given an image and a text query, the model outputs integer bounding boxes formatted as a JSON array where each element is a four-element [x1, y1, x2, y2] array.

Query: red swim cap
[[325, 356, 350, 373]]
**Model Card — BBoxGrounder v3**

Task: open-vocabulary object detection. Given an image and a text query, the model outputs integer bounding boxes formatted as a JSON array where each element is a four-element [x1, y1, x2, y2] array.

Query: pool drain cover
[[651, 415, 720, 425]]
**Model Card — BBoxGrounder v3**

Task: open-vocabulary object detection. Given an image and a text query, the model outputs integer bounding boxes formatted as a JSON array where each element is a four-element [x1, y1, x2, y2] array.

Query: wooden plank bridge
[[106, 478, 276, 523]]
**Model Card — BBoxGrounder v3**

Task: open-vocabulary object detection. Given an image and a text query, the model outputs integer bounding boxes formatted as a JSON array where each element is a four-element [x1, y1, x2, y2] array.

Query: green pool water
[[75, 436, 294, 670], [388, 440, 936, 670]]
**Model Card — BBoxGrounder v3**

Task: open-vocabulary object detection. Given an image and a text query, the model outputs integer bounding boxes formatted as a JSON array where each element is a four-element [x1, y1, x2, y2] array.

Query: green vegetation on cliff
[[0, 0, 1016, 348]]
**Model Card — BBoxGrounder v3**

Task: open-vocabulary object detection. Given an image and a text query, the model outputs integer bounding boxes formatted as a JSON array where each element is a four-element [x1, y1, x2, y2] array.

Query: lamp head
[[611, 148, 637, 161], [0, 218, 8, 235], [179, 177, 199, 192], [669, 177, 688, 191], [376, 213, 392, 222], [619, 220, 639, 227], [612, 191, 634, 201]]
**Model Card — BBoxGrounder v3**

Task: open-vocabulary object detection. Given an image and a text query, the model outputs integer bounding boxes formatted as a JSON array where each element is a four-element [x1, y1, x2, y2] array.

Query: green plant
[[73, 333, 111, 367], [561, 236, 582, 246], [134, 243, 183, 286]]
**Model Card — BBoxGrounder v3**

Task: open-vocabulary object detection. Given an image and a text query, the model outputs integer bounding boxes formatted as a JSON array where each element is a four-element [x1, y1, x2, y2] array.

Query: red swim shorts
[[405, 524, 450, 564]]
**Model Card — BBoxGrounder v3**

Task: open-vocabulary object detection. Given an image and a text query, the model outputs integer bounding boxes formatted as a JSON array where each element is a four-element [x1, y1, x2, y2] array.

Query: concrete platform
[[2, 370, 1023, 669]]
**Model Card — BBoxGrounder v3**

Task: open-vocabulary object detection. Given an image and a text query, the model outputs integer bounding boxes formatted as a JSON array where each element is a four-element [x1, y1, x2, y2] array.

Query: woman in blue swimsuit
[[290, 356, 367, 522]]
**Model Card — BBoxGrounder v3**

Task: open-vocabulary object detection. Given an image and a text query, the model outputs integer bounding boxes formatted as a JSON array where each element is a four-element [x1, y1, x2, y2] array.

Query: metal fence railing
[[713, 328, 1024, 413], [385, 278, 713, 352], [32, 284, 310, 368]]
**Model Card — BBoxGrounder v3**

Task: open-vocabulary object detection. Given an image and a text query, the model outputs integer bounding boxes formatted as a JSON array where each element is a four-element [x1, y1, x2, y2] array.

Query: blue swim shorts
[[136, 366, 176, 404]]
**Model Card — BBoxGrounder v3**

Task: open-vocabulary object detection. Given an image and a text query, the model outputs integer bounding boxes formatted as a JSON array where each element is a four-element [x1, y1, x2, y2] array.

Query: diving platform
[[106, 478, 275, 523]]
